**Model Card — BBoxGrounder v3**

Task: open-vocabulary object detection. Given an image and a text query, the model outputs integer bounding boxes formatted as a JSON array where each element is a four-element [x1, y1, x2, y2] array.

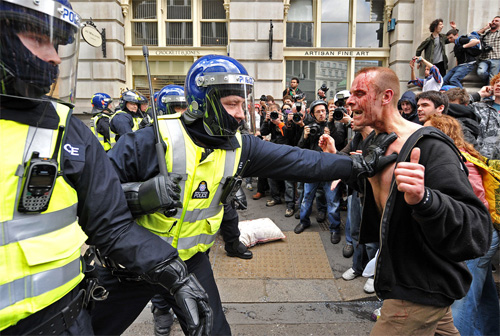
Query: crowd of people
[[1, 0, 498, 334]]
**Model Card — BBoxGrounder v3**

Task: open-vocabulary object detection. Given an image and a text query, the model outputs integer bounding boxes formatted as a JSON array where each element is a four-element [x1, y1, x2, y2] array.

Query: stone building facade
[[71, 0, 498, 114]]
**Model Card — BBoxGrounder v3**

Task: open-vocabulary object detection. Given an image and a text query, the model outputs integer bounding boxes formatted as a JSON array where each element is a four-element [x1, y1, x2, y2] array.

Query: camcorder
[[270, 111, 280, 120], [308, 123, 321, 136], [293, 102, 303, 122], [333, 107, 347, 121]]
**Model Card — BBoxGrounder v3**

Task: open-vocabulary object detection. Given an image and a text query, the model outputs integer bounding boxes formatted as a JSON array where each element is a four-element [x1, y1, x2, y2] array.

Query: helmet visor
[[198, 73, 255, 136], [0, 0, 80, 104]]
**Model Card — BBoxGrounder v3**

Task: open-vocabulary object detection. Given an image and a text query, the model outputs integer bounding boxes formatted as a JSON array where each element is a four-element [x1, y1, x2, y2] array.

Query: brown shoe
[[252, 192, 264, 200]]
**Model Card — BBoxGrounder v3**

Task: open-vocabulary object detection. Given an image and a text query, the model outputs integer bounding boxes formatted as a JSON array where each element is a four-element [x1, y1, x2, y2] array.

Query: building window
[[166, 0, 192, 45], [201, 0, 227, 45], [286, 0, 313, 47], [355, 0, 384, 47], [132, 0, 158, 45], [321, 0, 349, 47], [130, 0, 227, 47], [286, 0, 385, 48]]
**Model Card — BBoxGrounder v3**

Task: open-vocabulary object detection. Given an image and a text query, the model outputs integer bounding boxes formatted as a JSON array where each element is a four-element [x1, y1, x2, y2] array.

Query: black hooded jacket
[[398, 91, 421, 125], [445, 103, 481, 145]]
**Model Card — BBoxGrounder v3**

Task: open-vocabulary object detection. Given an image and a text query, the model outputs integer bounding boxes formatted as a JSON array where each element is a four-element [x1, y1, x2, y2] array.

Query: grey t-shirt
[[433, 35, 443, 63]]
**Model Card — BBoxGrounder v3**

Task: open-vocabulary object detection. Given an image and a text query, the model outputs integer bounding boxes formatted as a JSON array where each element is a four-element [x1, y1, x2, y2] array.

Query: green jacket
[[416, 33, 448, 70]]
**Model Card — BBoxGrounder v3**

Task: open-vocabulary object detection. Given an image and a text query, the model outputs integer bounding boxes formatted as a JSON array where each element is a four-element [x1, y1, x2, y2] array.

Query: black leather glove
[[142, 258, 213, 336], [122, 174, 182, 217], [351, 132, 398, 179]]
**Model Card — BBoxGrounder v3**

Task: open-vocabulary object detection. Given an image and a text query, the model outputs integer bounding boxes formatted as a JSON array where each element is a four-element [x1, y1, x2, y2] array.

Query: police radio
[[18, 126, 64, 213]]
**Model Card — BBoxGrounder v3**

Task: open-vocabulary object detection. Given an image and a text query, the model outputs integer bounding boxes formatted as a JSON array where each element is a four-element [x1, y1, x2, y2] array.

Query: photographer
[[283, 77, 306, 102], [260, 103, 290, 207], [295, 100, 342, 244], [476, 16, 500, 84]]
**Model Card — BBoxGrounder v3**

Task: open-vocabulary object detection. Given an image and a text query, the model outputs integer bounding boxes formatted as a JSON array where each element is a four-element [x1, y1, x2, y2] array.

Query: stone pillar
[[228, 1, 284, 102], [72, 0, 126, 115]]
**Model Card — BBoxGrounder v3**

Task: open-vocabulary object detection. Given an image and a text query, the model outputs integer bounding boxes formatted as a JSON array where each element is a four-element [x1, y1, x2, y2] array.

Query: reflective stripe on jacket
[[0, 102, 87, 331], [136, 115, 242, 260]]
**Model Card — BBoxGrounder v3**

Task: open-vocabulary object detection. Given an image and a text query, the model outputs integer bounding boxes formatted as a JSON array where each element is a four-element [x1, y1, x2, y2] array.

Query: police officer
[[90, 92, 115, 151], [92, 54, 397, 335], [110, 89, 148, 140], [0, 0, 212, 334], [157, 84, 188, 115], [153, 84, 252, 336]]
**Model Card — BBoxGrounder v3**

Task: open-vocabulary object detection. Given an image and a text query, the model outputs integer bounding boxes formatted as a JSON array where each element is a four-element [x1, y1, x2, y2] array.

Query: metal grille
[[166, 0, 191, 19], [166, 22, 193, 45], [133, 22, 158, 45], [132, 0, 156, 19], [201, 22, 227, 46], [202, 0, 225, 19]]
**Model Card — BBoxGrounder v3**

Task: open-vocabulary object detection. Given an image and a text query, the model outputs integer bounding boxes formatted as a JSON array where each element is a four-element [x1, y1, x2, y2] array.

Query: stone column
[[228, 1, 285, 102], [72, 0, 126, 115]]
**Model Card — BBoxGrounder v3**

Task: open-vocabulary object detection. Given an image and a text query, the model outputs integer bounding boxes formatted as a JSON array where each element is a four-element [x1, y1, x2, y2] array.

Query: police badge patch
[[192, 181, 210, 199]]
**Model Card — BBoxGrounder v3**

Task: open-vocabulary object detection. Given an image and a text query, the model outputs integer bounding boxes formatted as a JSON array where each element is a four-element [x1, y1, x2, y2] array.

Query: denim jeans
[[299, 181, 341, 232], [284, 180, 295, 209], [443, 62, 475, 88], [477, 59, 500, 83], [451, 229, 499, 336]]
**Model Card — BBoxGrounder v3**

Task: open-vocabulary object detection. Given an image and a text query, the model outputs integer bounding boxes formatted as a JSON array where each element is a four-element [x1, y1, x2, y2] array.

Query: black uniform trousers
[[91, 252, 231, 335]]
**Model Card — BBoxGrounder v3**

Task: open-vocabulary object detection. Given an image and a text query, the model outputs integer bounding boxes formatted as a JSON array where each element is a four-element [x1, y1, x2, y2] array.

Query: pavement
[[123, 182, 500, 335]]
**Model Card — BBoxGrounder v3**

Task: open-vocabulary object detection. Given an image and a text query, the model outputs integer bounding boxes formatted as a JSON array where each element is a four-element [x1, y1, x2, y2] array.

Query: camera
[[308, 123, 321, 136], [482, 44, 493, 54], [260, 94, 268, 102], [333, 107, 347, 121], [320, 84, 329, 93], [292, 92, 306, 102], [270, 111, 279, 120]]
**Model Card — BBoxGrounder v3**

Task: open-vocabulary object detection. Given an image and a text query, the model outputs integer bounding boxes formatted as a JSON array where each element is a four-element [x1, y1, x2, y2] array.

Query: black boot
[[225, 240, 253, 259], [151, 305, 174, 336]]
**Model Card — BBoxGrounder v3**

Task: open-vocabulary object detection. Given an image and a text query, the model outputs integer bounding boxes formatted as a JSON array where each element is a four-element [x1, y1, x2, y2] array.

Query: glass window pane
[[132, 0, 156, 19], [202, 0, 225, 19], [288, 0, 312, 21], [354, 59, 383, 74], [166, 0, 191, 20], [133, 22, 158, 45], [166, 22, 193, 45], [357, 0, 384, 22], [285, 60, 315, 101], [286, 22, 313, 47], [321, 23, 348, 47], [201, 22, 227, 45], [317, 60, 347, 95], [322, 0, 349, 21], [356, 23, 383, 47]]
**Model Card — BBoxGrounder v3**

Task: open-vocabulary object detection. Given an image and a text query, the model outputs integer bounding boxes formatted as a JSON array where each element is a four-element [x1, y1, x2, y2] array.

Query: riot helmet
[[184, 55, 255, 136], [157, 85, 187, 115], [91, 92, 113, 114], [137, 92, 149, 113], [0, 0, 81, 103], [118, 90, 142, 113]]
